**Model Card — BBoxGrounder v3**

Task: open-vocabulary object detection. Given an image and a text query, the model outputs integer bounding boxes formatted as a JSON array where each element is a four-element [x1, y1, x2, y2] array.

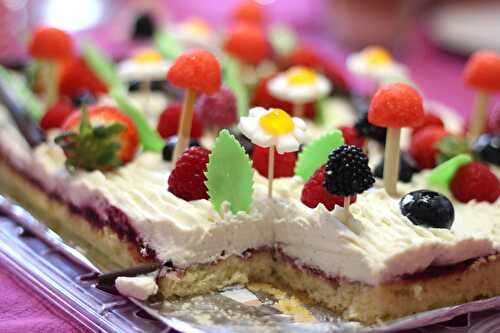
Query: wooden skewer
[[267, 145, 275, 198], [383, 127, 401, 197], [172, 88, 197, 163], [468, 90, 489, 140], [343, 196, 351, 224]]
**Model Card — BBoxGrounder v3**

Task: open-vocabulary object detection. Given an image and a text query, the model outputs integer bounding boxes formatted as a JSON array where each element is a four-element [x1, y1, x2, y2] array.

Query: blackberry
[[132, 12, 156, 40], [354, 111, 387, 145], [374, 152, 418, 183], [324, 145, 375, 196]]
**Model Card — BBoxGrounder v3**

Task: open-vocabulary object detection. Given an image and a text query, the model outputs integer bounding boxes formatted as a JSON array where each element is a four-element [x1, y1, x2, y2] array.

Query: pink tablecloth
[[0, 265, 88, 332]]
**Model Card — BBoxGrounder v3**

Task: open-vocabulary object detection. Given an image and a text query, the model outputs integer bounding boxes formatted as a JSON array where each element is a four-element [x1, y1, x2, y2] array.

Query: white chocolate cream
[[1, 104, 499, 287]]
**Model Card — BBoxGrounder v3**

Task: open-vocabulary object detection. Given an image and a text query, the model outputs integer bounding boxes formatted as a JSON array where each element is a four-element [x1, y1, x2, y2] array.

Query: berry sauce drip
[[400, 190, 455, 229], [324, 145, 375, 196], [354, 111, 387, 145]]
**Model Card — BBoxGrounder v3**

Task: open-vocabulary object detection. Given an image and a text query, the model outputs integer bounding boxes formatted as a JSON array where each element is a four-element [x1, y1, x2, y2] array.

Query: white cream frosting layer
[[1, 103, 499, 286]]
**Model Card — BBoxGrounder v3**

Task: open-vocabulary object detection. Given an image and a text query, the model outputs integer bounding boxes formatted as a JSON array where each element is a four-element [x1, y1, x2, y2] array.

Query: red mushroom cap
[[167, 49, 221, 95], [59, 57, 108, 98], [369, 83, 425, 128], [28, 27, 73, 60], [223, 23, 269, 65], [463, 50, 500, 92], [232, 1, 265, 25]]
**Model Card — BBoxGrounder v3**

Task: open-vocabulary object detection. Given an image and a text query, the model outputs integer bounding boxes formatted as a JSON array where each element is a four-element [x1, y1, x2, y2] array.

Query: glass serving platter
[[2, 194, 500, 333]]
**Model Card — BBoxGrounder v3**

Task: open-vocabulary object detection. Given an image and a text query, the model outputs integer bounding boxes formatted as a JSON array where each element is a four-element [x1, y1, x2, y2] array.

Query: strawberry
[[56, 106, 139, 171], [409, 126, 448, 169], [40, 99, 75, 131]]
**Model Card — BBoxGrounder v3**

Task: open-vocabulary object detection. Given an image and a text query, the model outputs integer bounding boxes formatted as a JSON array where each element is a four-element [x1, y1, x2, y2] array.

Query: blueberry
[[228, 129, 253, 155], [400, 190, 454, 229], [473, 133, 500, 166], [162, 136, 200, 162], [374, 153, 418, 183]]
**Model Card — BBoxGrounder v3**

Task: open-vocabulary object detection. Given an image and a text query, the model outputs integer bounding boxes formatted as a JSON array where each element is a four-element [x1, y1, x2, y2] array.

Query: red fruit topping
[[157, 102, 203, 139], [232, 0, 265, 25], [463, 51, 500, 92], [40, 100, 75, 131], [301, 165, 356, 210], [28, 27, 73, 60], [286, 45, 349, 91], [252, 75, 315, 119], [450, 162, 500, 203], [252, 145, 296, 178], [168, 147, 210, 201], [411, 112, 445, 138], [340, 126, 366, 149], [62, 106, 139, 164], [409, 125, 448, 169], [224, 23, 269, 65], [59, 57, 108, 98], [369, 83, 425, 128], [167, 49, 221, 95], [197, 87, 237, 128]]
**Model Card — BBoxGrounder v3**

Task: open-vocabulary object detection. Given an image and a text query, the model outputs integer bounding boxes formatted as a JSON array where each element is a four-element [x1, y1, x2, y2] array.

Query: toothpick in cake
[[463, 50, 500, 139], [267, 66, 331, 118], [368, 83, 424, 196], [239, 107, 306, 197], [28, 27, 73, 108], [167, 49, 221, 163]]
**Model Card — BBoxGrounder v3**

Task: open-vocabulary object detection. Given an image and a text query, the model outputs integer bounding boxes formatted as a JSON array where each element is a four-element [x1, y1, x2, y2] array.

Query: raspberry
[[324, 145, 374, 196], [252, 145, 296, 178], [197, 87, 237, 128], [411, 113, 444, 138], [252, 75, 315, 119], [157, 102, 203, 139], [340, 126, 366, 149], [40, 100, 75, 131], [409, 126, 448, 169], [450, 162, 500, 203], [301, 165, 356, 210], [488, 104, 500, 133], [168, 147, 210, 201]]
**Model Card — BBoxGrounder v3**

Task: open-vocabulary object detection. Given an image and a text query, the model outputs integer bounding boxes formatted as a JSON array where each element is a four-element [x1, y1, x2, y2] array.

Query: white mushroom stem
[[267, 145, 275, 198], [343, 197, 351, 224], [383, 127, 401, 197], [44, 60, 58, 108], [173, 88, 197, 163], [468, 90, 490, 140], [293, 103, 304, 118]]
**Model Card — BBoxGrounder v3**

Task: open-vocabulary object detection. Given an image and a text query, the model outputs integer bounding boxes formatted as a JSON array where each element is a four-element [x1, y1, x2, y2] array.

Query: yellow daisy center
[[133, 50, 163, 64], [364, 47, 392, 66], [287, 67, 317, 85], [259, 108, 295, 135]]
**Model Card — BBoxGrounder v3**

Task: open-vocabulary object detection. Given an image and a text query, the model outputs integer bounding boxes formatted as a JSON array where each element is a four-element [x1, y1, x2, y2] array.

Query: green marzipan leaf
[[427, 153, 472, 189], [111, 90, 164, 152], [205, 129, 254, 214], [295, 130, 344, 181]]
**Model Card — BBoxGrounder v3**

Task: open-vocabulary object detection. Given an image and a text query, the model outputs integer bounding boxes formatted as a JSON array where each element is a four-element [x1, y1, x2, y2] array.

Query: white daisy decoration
[[239, 107, 306, 197], [346, 46, 409, 85], [239, 107, 306, 154], [118, 49, 171, 82], [267, 66, 331, 118]]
